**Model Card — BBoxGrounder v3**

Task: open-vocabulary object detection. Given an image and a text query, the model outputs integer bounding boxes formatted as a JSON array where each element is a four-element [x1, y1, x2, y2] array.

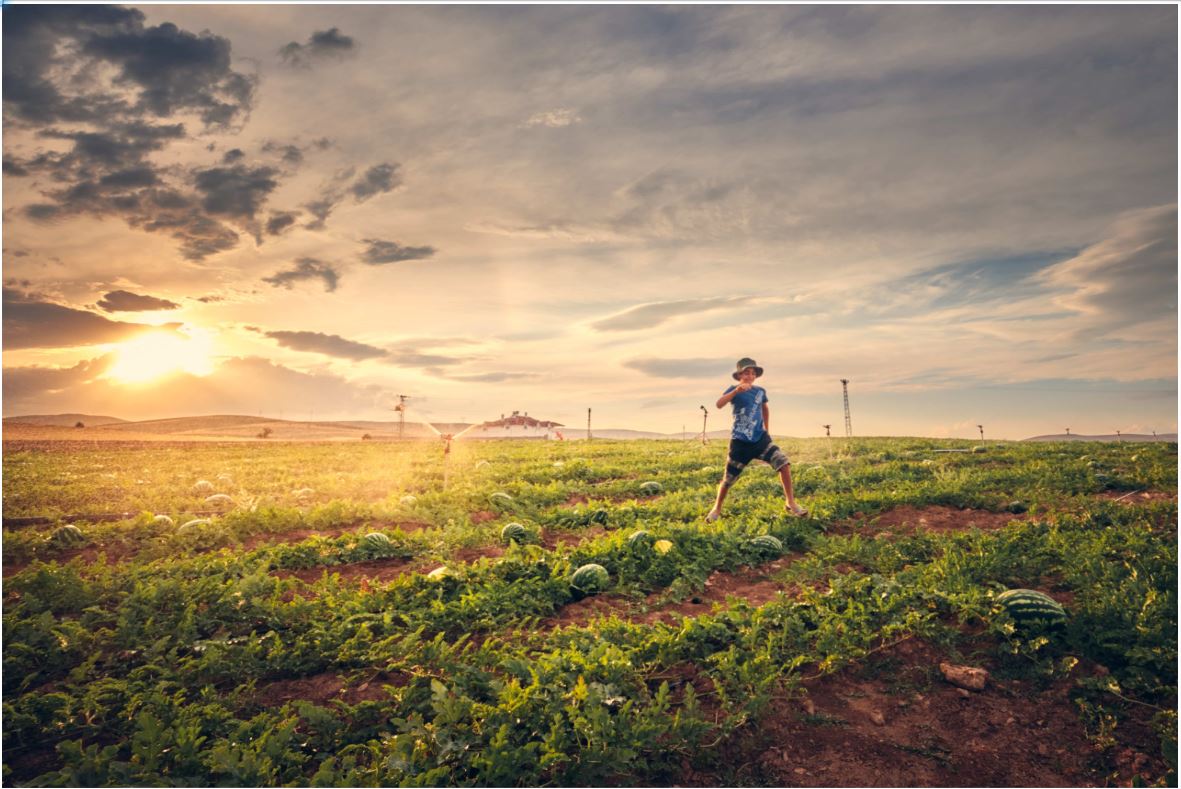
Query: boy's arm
[[716, 383, 749, 409], [762, 402, 770, 434]]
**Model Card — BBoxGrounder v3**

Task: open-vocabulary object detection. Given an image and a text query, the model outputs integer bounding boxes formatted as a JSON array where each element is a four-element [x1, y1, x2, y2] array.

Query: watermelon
[[996, 589, 1067, 628], [571, 563, 610, 594], [1006, 501, 1028, 514], [501, 522, 528, 545], [363, 532, 392, 549], [204, 493, 233, 508], [193, 480, 214, 494], [627, 530, 655, 550], [427, 566, 453, 581], [152, 514, 174, 526], [179, 518, 210, 531], [400, 494, 418, 506], [489, 492, 514, 508], [748, 534, 783, 558], [49, 524, 84, 546], [639, 481, 663, 494], [590, 508, 609, 525]]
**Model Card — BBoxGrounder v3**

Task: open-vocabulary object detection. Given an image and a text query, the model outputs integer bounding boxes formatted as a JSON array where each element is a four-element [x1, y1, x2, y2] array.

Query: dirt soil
[[684, 637, 1170, 787], [830, 505, 1026, 537], [275, 557, 423, 586], [250, 669, 410, 708], [1097, 489, 1176, 504]]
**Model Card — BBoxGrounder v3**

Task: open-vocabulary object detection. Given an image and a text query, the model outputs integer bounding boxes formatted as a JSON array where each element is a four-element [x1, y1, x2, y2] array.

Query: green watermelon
[[996, 589, 1067, 628], [501, 522, 528, 545], [748, 534, 783, 558], [571, 563, 610, 594], [627, 529, 655, 550], [400, 494, 418, 506], [363, 532, 392, 549], [590, 508, 609, 525], [489, 492, 514, 508], [427, 566, 453, 581], [49, 524, 84, 546], [639, 481, 663, 494]]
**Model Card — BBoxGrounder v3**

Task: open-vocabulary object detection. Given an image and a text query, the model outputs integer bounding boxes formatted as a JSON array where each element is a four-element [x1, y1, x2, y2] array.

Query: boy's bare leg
[[778, 464, 808, 516], [706, 480, 731, 522]]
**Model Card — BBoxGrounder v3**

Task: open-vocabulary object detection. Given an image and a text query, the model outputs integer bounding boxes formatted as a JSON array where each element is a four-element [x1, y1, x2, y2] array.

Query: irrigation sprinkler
[[823, 424, 832, 458], [700, 405, 709, 445], [1116, 429, 1122, 443], [977, 424, 984, 442], [1065, 427, 1070, 437]]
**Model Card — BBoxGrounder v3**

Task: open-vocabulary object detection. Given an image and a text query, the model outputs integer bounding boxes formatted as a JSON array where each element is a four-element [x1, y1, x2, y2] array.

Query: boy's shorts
[[724, 434, 790, 485]]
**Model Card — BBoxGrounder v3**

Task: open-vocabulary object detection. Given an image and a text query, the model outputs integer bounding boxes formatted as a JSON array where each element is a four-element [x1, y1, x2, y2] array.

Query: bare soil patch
[[831, 505, 1024, 537], [540, 525, 607, 550], [251, 669, 409, 708], [275, 557, 420, 586], [1097, 489, 1176, 504], [470, 510, 498, 524], [688, 637, 1168, 787]]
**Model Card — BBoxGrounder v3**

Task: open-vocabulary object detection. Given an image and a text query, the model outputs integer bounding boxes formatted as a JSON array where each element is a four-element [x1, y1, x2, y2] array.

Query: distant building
[[463, 410, 565, 440]]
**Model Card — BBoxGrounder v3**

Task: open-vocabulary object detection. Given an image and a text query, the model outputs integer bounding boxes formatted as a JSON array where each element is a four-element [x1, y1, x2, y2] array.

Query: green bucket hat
[[732, 357, 764, 380]]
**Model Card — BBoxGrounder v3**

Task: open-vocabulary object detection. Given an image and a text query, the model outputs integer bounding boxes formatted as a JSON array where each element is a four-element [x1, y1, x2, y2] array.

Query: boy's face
[[738, 367, 758, 384]]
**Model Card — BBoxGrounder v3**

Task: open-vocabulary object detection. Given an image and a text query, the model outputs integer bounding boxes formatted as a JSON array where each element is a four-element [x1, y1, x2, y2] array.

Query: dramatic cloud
[[2, 7, 270, 260], [623, 357, 730, 379], [360, 238, 436, 265], [261, 329, 386, 360], [4, 5, 255, 128], [3, 288, 178, 349], [301, 162, 402, 230], [279, 27, 358, 68], [262, 258, 340, 292], [97, 290, 180, 312], [591, 296, 757, 331]]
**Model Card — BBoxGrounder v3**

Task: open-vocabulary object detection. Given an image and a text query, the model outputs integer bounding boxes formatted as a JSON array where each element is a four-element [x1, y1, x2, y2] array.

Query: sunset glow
[[106, 330, 215, 384]]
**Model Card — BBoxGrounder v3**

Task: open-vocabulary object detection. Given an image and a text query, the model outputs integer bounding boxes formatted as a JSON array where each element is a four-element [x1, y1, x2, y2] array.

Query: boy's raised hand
[[736, 381, 753, 392]]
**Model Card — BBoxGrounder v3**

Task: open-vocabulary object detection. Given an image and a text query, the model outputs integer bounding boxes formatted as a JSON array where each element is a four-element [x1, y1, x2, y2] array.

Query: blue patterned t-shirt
[[724, 384, 768, 442]]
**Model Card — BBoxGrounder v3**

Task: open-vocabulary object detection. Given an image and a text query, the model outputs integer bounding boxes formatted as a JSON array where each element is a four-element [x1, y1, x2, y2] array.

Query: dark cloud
[[302, 196, 337, 231], [265, 211, 299, 236], [260, 329, 386, 360], [591, 296, 756, 331], [279, 27, 357, 69], [3, 156, 29, 176], [196, 295, 224, 303], [97, 290, 180, 312], [262, 258, 340, 292], [360, 238, 436, 265], [3, 354, 115, 402], [623, 357, 730, 378], [193, 164, 280, 239], [3, 8, 268, 261], [4, 5, 255, 128], [222, 148, 245, 163], [3, 287, 178, 349], [351, 163, 401, 200]]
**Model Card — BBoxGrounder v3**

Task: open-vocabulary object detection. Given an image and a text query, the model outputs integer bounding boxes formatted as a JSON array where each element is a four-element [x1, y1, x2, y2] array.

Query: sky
[[2, 4, 1177, 439]]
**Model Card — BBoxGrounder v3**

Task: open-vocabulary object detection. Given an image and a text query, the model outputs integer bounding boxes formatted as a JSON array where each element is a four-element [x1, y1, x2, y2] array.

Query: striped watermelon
[[49, 524, 85, 546], [500, 522, 528, 545], [363, 532, 392, 550], [571, 563, 610, 594], [748, 534, 783, 558], [639, 481, 663, 495], [996, 589, 1067, 628], [489, 492, 514, 508], [627, 530, 654, 550]]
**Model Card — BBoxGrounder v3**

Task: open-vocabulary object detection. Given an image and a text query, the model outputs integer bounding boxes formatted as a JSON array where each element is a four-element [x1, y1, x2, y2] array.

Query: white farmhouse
[[462, 411, 565, 440]]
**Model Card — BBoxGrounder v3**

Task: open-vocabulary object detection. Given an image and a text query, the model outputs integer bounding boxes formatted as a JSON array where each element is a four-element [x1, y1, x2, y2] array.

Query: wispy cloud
[[259, 329, 386, 360], [522, 108, 581, 128], [591, 296, 757, 331], [623, 357, 729, 378]]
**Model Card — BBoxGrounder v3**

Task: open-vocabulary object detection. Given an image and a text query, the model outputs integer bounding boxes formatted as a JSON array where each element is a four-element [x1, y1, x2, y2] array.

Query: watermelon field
[[2, 436, 1176, 786]]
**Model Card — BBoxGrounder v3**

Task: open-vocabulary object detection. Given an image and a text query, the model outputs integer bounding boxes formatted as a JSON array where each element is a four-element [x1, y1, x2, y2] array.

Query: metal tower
[[840, 379, 852, 437], [395, 394, 410, 439]]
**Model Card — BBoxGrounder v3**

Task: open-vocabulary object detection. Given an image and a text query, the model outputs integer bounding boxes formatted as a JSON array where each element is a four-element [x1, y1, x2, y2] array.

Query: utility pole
[[700, 405, 709, 445], [395, 394, 410, 439], [587, 408, 592, 441], [840, 379, 852, 438]]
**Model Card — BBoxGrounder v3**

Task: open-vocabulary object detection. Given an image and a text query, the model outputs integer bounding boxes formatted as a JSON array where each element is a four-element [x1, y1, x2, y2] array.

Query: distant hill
[[1023, 433, 1176, 443], [4, 413, 128, 427]]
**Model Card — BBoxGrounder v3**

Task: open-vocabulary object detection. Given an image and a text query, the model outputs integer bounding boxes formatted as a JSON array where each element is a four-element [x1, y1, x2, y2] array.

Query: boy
[[706, 357, 808, 521]]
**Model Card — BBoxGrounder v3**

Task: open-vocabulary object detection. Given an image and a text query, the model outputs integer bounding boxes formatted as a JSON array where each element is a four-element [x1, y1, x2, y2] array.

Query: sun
[[106, 328, 216, 383]]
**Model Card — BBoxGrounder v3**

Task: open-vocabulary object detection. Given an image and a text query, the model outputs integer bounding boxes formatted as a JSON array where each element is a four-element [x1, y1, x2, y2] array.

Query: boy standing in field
[[706, 357, 808, 521]]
